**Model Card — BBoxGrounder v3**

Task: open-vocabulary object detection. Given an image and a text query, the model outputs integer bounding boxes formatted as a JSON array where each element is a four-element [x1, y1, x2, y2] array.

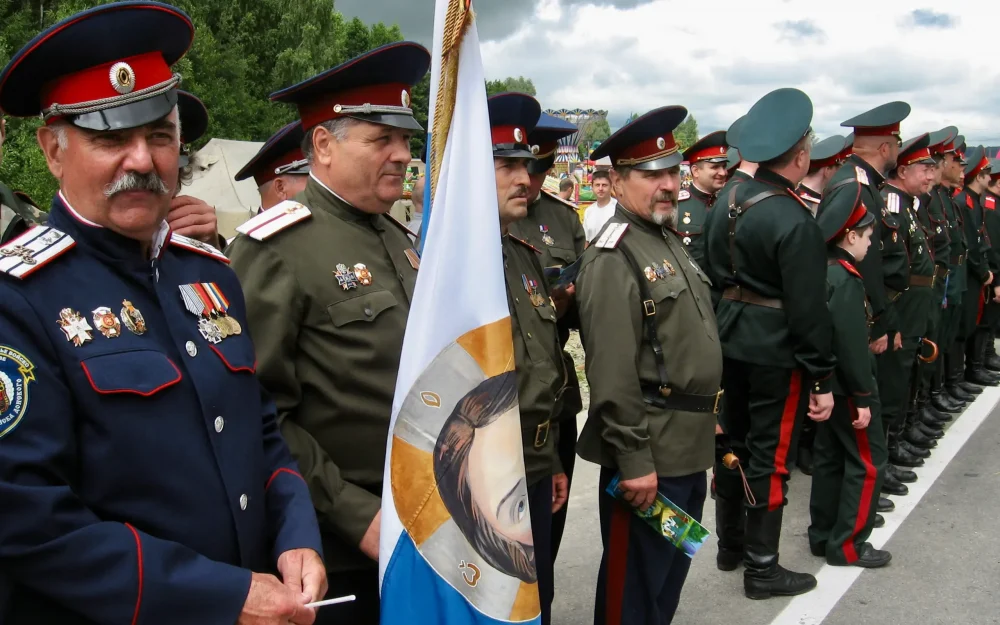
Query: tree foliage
[[577, 118, 611, 160], [0, 0, 407, 204], [675, 115, 699, 152], [485, 76, 537, 98]]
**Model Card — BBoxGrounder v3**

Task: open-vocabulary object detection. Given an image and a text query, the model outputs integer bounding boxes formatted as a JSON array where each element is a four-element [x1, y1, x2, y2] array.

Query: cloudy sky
[[337, 0, 1000, 145]]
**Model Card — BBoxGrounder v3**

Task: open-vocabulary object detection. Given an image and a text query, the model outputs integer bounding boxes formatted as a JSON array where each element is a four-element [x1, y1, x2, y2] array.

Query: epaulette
[[169, 233, 230, 264], [541, 189, 579, 211], [798, 191, 820, 205], [885, 192, 900, 214], [508, 233, 541, 254], [235, 201, 311, 241], [0, 225, 75, 279], [837, 259, 863, 280], [677, 189, 691, 201], [384, 213, 418, 239], [986, 196, 996, 211], [594, 222, 629, 249], [855, 166, 870, 186], [913, 197, 920, 211], [12, 190, 40, 209], [786, 189, 810, 211]]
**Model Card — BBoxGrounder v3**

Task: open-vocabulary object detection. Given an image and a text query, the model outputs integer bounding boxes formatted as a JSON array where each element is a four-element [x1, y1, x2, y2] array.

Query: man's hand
[[551, 284, 576, 319], [552, 473, 569, 513], [277, 548, 328, 606], [987, 271, 994, 286], [715, 423, 724, 435], [993, 285, 1000, 303], [238, 572, 315, 625], [168, 195, 219, 245], [358, 510, 381, 561], [852, 406, 872, 429], [893, 333, 903, 351], [808, 392, 834, 422], [617, 472, 658, 511], [870, 334, 888, 354]]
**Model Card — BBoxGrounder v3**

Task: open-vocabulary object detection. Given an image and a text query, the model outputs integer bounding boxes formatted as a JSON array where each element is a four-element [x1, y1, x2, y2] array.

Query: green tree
[[485, 75, 537, 97], [409, 73, 430, 160], [578, 117, 611, 160], [675, 115, 699, 152], [624, 112, 640, 125]]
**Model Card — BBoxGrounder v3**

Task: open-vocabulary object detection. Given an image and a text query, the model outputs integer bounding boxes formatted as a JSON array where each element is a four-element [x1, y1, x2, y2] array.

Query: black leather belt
[[641, 385, 724, 414]]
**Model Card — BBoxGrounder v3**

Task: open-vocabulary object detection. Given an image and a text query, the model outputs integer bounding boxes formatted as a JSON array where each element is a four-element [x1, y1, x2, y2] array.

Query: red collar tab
[[297, 82, 411, 131], [853, 123, 900, 137], [966, 193, 975, 208], [687, 145, 727, 163], [253, 147, 306, 187], [41, 51, 175, 123], [985, 195, 996, 210], [838, 258, 863, 279], [615, 133, 678, 167]]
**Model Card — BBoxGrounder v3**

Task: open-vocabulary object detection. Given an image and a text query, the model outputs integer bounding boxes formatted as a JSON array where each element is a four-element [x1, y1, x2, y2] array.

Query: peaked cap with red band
[[176, 90, 208, 167], [928, 126, 958, 156], [487, 92, 542, 160], [527, 111, 577, 174], [0, 2, 193, 131], [235, 121, 309, 187], [955, 135, 968, 164], [683, 130, 728, 164], [840, 101, 911, 137], [270, 42, 429, 132], [897, 133, 935, 168], [816, 176, 875, 242], [590, 105, 687, 171], [990, 158, 1000, 181], [964, 145, 989, 180], [809, 134, 849, 171]]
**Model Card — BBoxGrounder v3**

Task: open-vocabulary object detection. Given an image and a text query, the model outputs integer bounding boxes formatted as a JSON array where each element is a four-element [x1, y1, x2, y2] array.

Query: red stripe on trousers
[[605, 504, 632, 625], [978, 290, 985, 325], [841, 400, 877, 564], [768, 370, 802, 510]]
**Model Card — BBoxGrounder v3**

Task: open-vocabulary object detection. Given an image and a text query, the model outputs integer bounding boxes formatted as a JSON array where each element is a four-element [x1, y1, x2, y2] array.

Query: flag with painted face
[[378, 1, 541, 623]]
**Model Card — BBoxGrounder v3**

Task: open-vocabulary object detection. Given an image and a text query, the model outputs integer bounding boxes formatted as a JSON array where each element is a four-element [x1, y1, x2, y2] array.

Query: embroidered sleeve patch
[[0, 346, 35, 439]]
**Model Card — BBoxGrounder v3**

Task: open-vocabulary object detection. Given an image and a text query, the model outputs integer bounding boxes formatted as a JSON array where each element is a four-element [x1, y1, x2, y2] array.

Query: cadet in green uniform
[[983, 161, 1000, 370], [509, 110, 585, 565], [678, 130, 728, 268], [955, 147, 1000, 388], [487, 93, 570, 625], [1, 117, 46, 242], [577, 106, 722, 624], [226, 43, 430, 625], [878, 136, 940, 485], [706, 88, 835, 600], [809, 180, 890, 568]]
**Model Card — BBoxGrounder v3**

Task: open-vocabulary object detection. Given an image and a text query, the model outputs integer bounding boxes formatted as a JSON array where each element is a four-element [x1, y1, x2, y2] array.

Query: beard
[[651, 206, 677, 228]]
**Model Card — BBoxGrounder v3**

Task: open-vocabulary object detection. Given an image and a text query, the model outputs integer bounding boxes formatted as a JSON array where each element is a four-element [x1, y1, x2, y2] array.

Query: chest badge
[[92, 307, 122, 339], [57, 308, 93, 346], [682, 212, 691, 225], [644, 266, 658, 282], [334, 263, 359, 290], [892, 231, 898, 243], [522, 274, 546, 307], [354, 263, 374, 286], [662, 259, 676, 276], [0, 346, 35, 440], [683, 236, 692, 245], [539, 225, 555, 247], [120, 300, 147, 336], [179, 283, 242, 344]]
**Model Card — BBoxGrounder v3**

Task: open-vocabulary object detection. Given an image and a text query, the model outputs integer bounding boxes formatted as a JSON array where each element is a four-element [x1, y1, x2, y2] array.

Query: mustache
[[381, 164, 406, 176], [653, 191, 675, 204], [509, 185, 530, 199], [103, 171, 170, 198]]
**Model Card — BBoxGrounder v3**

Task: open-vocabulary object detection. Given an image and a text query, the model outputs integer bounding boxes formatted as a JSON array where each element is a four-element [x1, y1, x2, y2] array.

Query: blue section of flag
[[381, 533, 541, 625]]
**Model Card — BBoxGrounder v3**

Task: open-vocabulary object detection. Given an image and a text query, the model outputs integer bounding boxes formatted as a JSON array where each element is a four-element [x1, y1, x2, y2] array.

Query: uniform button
[[364, 306, 373, 317], [527, 332, 532, 339], [515, 297, 520, 303], [185, 341, 198, 357], [214, 416, 225, 433], [239, 494, 248, 510]]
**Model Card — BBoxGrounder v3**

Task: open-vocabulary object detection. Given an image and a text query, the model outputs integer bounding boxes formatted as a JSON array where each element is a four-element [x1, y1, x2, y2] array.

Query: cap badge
[[514, 128, 524, 143], [401, 90, 410, 108], [333, 104, 344, 114], [109, 62, 136, 95], [656, 137, 666, 150], [531, 145, 540, 155]]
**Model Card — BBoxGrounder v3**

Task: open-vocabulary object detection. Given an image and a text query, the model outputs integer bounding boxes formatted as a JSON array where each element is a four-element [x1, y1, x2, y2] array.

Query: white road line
[[769, 386, 1000, 625]]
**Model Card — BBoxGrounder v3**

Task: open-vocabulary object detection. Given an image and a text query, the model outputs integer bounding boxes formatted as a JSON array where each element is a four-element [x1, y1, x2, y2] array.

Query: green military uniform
[[982, 189, 1000, 326], [228, 178, 418, 575], [707, 89, 834, 599], [938, 179, 970, 397], [679, 130, 728, 269], [0, 182, 46, 243]]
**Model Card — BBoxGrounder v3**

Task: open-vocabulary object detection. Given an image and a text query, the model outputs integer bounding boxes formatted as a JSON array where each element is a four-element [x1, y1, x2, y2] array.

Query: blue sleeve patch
[[0, 346, 36, 439]]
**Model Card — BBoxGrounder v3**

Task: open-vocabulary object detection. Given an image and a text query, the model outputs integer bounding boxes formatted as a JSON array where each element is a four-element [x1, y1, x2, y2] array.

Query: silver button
[[214, 416, 225, 433], [239, 494, 248, 510], [185, 341, 198, 357], [364, 306, 373, 317]]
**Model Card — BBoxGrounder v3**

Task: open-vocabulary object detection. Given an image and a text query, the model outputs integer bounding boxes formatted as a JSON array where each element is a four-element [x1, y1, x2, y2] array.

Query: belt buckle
[[534, 420, 551, 448], [643, 300, 656, 316], [713, 389, 724, 414]]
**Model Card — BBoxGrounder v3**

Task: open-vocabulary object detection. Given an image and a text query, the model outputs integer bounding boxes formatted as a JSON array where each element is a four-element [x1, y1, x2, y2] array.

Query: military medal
[[644, 266, 658, 282], [335, 263, 359, 290], [353, 263, 374, 286], [179, 283, 240, 343], [57, 308, 93, 346], [682, 212, 691, 225], [683, 236, 692, 245], [892, 231, 898, 243], [652, 259, 669, 280], [663, 259, 676, 276], [539, 225, 555, 247], [120, 300, 147, 335], [179, 284, 221, 343], [92, 307, 122, 338], [522, 274, 545, 306]]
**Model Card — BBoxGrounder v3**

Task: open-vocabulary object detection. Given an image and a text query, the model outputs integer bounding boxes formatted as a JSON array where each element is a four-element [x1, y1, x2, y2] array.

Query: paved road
[[551, 388, 1000, 625]]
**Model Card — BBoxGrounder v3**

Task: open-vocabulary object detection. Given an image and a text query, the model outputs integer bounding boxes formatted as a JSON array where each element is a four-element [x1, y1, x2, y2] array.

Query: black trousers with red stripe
[[807, 396, 886, 565], [528, 478, 555, 625], [717, 359, 808, 513], [593, 468, 706, 625]]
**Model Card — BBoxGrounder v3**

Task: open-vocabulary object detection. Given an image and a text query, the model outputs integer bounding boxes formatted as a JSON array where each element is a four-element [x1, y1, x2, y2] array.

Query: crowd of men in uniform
[[1, 3, 997, 625]]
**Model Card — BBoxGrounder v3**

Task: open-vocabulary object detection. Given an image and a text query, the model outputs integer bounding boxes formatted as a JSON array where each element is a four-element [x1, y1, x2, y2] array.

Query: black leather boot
[[903, 422, 937, 449], [848, 543, 892, 568], [796, 445, 814, 476], [888, 464, 917, 483], [881, 469, 908, 496], [916, 420, 944, 439], [715, 496, 745, 571], [958, 380, 984, 394], [874, 514, 885, 528], [922, 403, 952, 423], [967, 331, 1000, 386], [946, 384, 975, 402], [947, 343, 976, 400], [890, 438, 925, 467], [931, 390, 962, 413], [900, 439, 930, 458], [877, 496, 895, 512], [743, 507, 817, 600]]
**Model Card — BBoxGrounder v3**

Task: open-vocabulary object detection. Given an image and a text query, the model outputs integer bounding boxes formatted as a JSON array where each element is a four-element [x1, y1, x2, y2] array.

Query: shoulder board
[[508, 234, 541, 254], [235, 201, 311, 241], [384, 213, 418, 239], [169, 233, 230, 264], [885, 192, 900, 214], [0, 226, 75, 279], [798, 191, 820, 204], [913, 197, 920, 211], [837, 259, 863, 280], [595, 222, 629, 249], [678, 189, 691, 201], [541, 189, 579, 210], [855, 166, 870, 186], [966, 194, 974, 209], [986, 196, 996, 210], [12, 190, 40, 209]]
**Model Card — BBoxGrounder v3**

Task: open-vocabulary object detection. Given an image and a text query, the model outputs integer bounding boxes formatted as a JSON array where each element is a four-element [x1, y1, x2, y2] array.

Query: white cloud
[[478, 0, 1000, 145]]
